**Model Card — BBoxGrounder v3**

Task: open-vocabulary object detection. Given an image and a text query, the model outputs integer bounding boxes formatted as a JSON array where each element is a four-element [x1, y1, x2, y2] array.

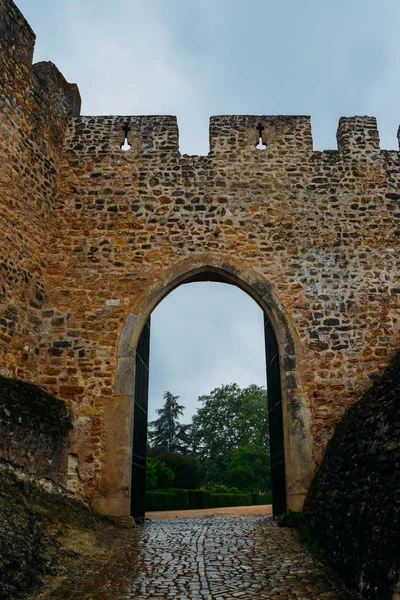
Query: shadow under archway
[[130, 267, 288, 521]]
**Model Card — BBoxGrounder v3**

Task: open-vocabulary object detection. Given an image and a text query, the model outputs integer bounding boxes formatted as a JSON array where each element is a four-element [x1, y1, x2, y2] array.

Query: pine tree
[[149, 391, 188, 453]]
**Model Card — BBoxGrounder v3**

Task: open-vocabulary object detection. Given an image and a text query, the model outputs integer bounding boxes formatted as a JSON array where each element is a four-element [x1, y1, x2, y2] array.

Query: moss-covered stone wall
[[304, 352, 400, 599], [0, 376, 72, 485], [0, 464, 113, 600]]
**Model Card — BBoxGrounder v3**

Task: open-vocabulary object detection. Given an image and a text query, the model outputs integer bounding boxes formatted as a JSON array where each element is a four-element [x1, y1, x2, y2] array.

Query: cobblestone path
[[40, 518, 358, 600]]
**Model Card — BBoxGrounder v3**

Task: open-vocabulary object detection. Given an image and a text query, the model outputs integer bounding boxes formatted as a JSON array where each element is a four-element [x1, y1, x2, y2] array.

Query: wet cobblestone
[[37, 518, 359, 600]]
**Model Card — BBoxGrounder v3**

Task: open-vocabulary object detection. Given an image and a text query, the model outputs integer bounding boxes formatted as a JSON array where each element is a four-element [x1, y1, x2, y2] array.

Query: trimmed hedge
[[146, 488, 272, 512], [188, 489, 211, 509], [146, 489, 254, 511], [145, 489, 189, 511], [251, 492, 272, 505], [211, 492, 251, 508]]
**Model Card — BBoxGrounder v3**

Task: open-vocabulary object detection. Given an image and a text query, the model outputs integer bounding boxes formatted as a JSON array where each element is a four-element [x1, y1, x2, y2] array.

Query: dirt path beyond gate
[[146, 503, 273, 520]]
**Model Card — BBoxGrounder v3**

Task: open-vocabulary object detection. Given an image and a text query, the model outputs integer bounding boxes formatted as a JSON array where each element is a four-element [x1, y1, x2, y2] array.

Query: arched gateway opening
[[132, 287, 285, 521], [112, 262, 313, 521]]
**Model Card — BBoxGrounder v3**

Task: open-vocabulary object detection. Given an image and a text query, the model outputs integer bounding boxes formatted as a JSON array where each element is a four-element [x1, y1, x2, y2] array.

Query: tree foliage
[[147, 384, 271, 491], [149, 449, 202, 490], [192, 383, 269, 484], [148, 391, 189, 453], [146, 456, 174, 490], [227, 445, 271, 492]]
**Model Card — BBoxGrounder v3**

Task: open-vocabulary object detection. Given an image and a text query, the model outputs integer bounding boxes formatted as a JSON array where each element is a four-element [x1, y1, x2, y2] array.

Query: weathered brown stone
[[0, 0, 399, 517]]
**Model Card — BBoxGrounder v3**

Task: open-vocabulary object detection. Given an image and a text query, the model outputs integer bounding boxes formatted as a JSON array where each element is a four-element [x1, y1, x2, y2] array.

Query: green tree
[[149, 449, 202, 489], [146, 456, 174, 490], [149, 391, 189, 453], [192, 383, 269, 484], [175, 422, 201, 456], [227, 445, 271, 493]]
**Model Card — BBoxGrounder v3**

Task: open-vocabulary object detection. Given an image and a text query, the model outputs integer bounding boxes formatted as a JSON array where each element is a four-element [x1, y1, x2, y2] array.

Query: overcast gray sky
[[16, 0, 400, 420], [149, 283, 265, 422]]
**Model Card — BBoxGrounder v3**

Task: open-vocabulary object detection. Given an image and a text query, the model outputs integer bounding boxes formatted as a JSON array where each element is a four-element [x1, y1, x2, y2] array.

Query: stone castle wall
[[46, 114, 399, 504], [0, 0, 399, 512], [0, 0, 80, 382]]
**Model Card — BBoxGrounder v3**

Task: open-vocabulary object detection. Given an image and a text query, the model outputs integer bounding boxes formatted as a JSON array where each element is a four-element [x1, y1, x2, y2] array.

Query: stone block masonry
[[0, 0, 80, 387], [0, 0, 399, 518]]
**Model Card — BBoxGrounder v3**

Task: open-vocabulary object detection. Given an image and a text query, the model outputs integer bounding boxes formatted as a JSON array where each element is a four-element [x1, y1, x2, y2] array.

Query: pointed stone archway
[[94, 258, 313, 517]]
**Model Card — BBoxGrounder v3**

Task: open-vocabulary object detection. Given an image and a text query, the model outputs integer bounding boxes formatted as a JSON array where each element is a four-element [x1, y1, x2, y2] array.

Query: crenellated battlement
[[209, 115, 313, 156], [66, 115, 178, 157], [336, 116, 380, 157], [64, 112, 399, 161]]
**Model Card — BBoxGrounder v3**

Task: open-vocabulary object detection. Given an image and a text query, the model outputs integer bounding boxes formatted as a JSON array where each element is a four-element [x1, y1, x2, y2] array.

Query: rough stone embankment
[[0, 376, 72, 484], [0, 464, 117, 600], [304, 351, 400, 599]]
